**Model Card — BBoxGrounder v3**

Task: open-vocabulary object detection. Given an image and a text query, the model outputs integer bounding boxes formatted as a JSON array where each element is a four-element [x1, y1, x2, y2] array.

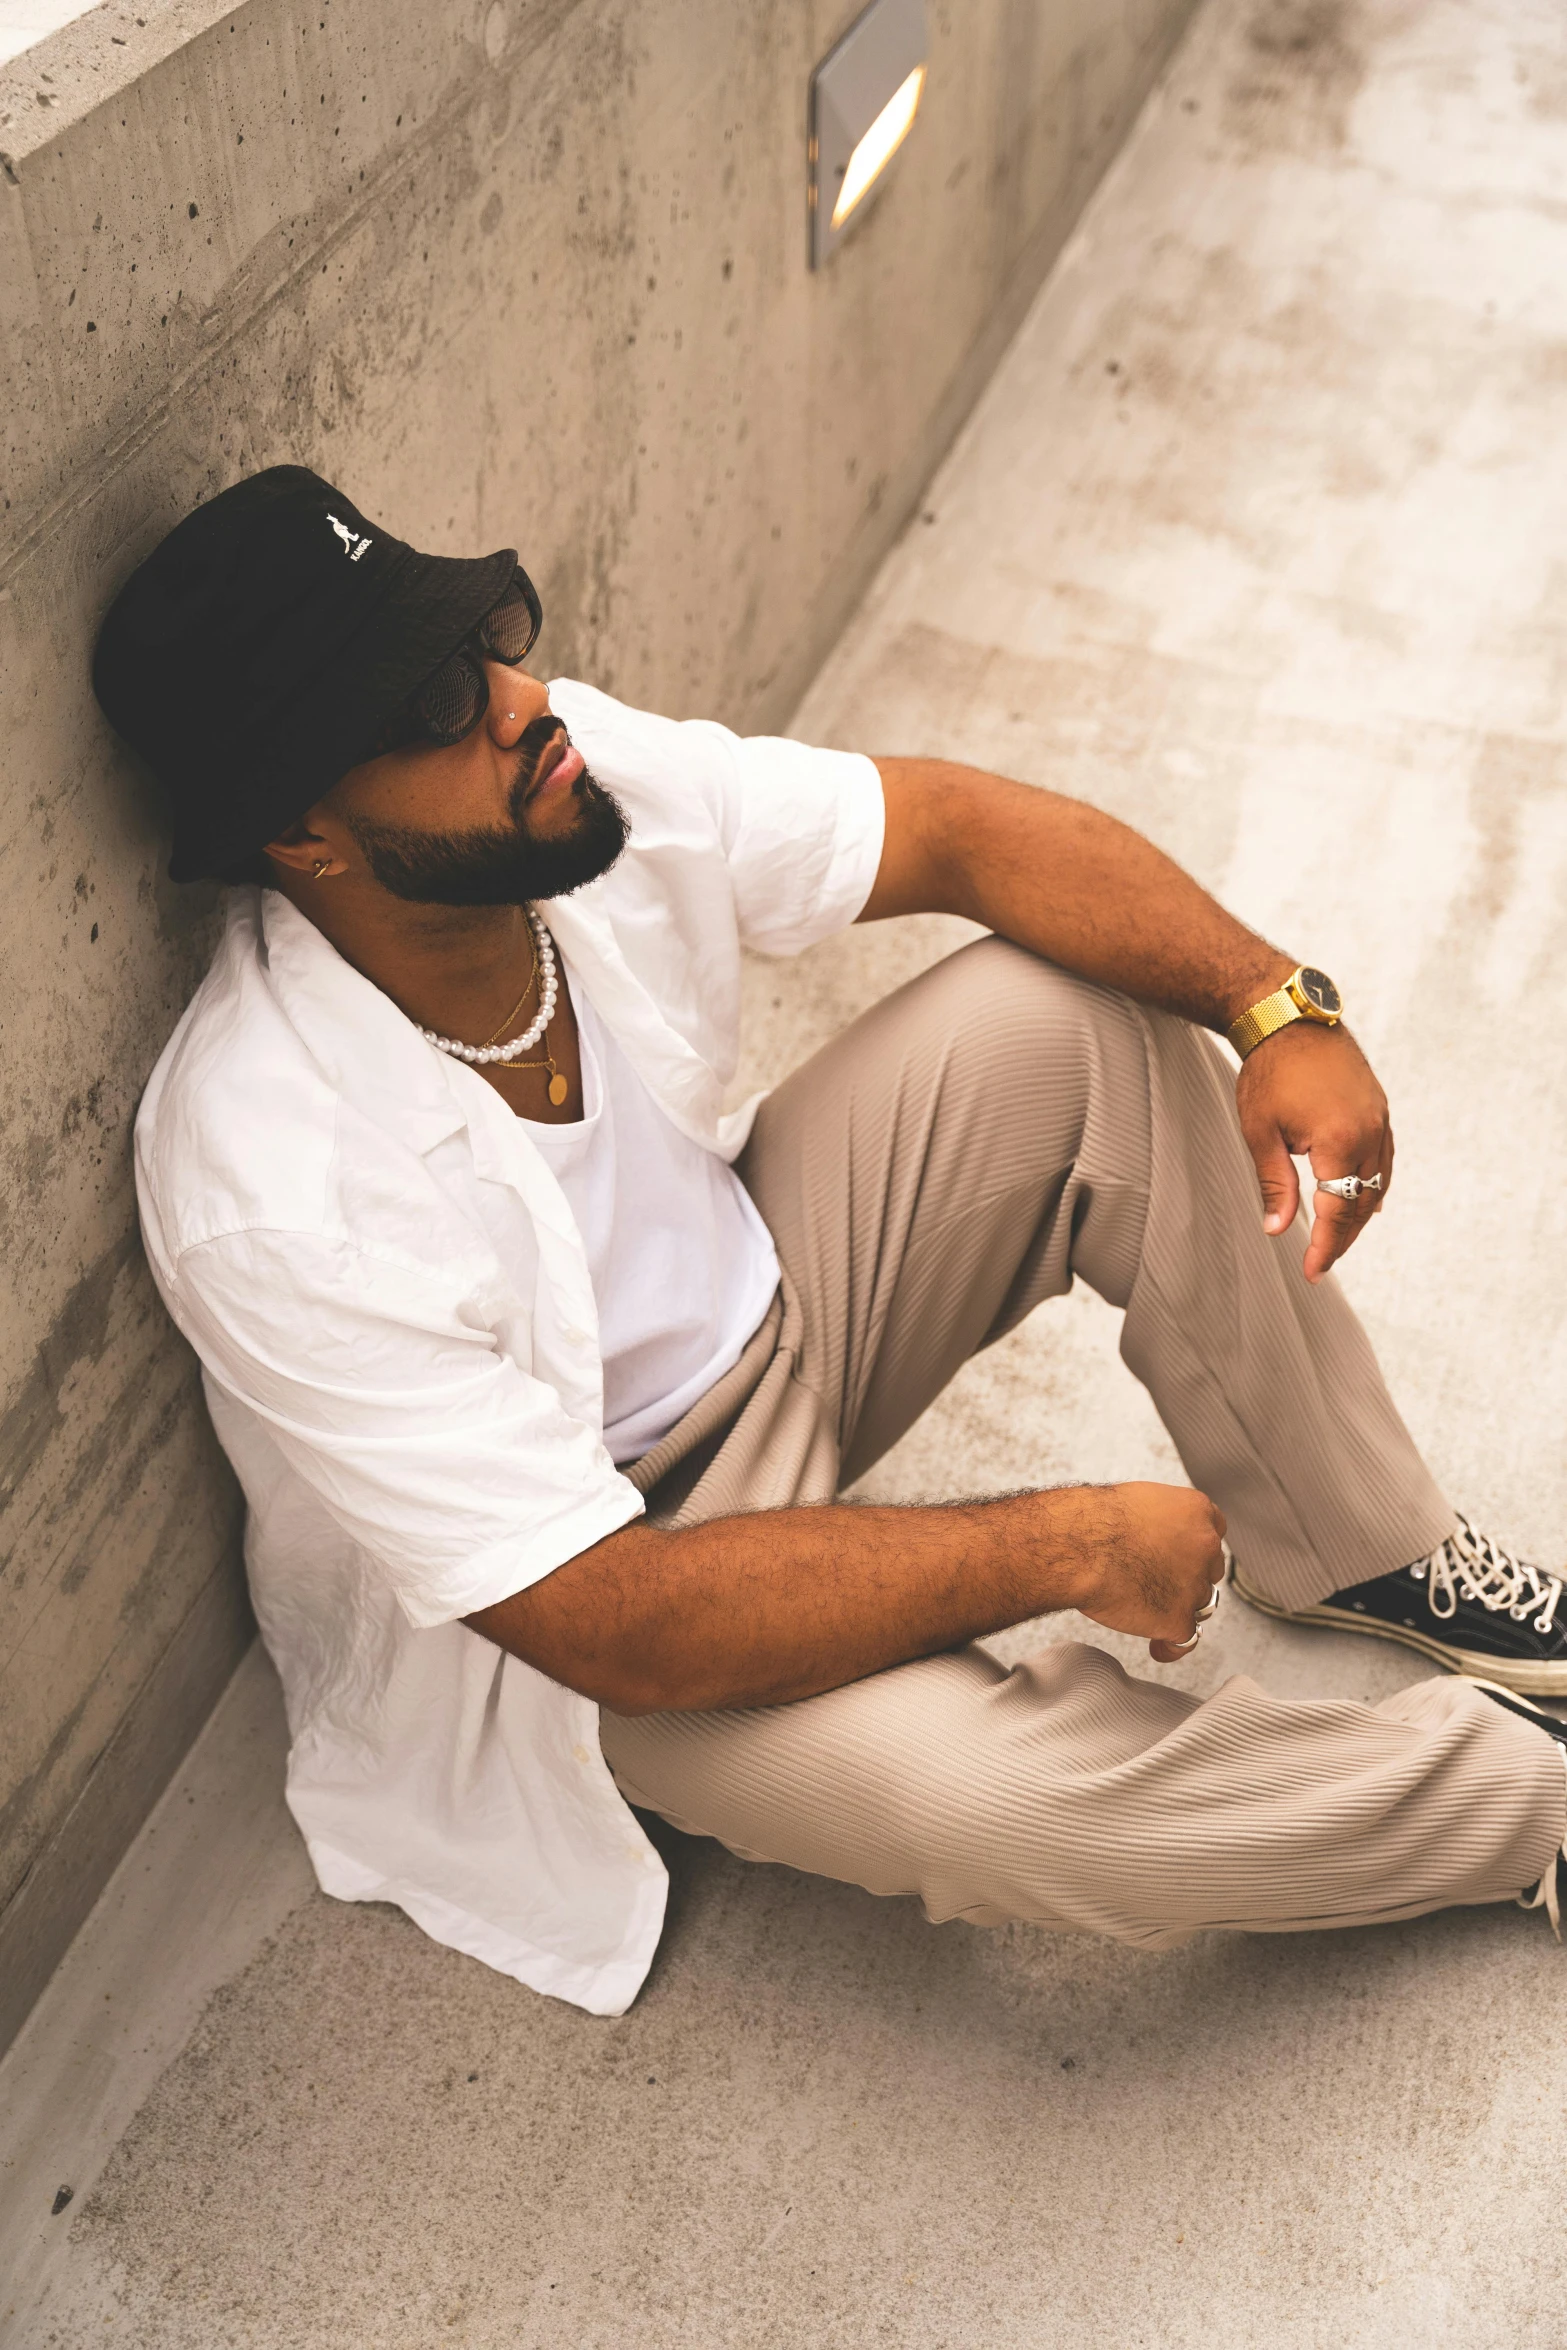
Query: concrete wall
[[0, 0, 1198, 2051]]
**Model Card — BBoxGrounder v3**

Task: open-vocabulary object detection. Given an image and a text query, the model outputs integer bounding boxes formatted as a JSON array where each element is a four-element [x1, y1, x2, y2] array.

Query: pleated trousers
[[597, 941, 1564, 1944]]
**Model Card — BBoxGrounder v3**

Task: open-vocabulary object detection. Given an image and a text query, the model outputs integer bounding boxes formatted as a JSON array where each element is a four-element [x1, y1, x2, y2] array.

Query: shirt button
[[572, 1744, 591, 1765], [563, 1326, 588, 1348]]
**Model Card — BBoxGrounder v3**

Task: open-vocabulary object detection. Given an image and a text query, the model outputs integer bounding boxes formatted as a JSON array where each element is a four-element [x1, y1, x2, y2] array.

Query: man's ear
[[264, 810, 343, 880]]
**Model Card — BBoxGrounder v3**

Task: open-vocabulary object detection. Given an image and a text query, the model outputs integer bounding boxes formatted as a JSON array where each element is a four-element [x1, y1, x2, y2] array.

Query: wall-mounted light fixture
[[808, 0, 927, 270]]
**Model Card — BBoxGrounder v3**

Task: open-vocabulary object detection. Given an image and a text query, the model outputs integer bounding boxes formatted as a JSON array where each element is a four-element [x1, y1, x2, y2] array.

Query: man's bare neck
[[266, 863, 536, 1040]]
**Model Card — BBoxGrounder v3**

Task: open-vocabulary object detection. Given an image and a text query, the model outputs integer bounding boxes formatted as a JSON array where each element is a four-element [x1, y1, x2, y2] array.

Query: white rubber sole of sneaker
[[1230, 1565, 1567, 1696]]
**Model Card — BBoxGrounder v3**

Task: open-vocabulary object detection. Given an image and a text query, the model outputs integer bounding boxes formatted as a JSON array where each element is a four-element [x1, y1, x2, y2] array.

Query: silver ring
[[1170, 1623, 1203, 1655], [1317, 1173, 1384, 1201], [1193, 1578, 1224, 1624]]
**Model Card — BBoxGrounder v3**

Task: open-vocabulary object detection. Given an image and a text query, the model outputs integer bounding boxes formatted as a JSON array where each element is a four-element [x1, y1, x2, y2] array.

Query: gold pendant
[[548, 1073, 569, 1107]]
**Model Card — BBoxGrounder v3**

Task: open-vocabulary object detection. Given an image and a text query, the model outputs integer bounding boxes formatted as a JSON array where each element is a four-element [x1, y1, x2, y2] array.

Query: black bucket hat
[[92, 465, 518, 881]]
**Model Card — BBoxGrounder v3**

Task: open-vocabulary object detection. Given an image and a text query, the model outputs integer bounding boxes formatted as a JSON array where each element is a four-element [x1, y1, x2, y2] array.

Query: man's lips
[[526, 737, 585, 802]]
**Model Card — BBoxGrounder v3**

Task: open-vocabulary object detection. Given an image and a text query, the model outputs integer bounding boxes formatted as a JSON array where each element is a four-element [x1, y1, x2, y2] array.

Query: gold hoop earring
[[312, 858, 332, 880]]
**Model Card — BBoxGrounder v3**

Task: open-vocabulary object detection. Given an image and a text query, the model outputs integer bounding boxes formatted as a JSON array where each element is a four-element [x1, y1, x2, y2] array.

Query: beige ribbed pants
[[598, 941, 1564, 1944]]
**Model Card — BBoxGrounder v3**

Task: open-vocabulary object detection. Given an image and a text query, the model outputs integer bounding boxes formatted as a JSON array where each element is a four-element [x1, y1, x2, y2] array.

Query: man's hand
[[1234, 1023, 1393, 1284], [1064, 1483, 1230, 1663]]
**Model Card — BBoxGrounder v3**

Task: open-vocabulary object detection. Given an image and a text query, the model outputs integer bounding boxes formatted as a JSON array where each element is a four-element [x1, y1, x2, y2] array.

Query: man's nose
[[485, 665, 551, 749]]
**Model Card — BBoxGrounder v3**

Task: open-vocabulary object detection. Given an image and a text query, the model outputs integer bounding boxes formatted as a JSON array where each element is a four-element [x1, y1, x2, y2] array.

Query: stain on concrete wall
[[0, 0, 1198, 2047]]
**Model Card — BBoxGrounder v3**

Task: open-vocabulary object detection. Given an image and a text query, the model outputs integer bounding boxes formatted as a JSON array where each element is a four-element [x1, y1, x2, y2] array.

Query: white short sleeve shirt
[[134, 681, 884, 2016]]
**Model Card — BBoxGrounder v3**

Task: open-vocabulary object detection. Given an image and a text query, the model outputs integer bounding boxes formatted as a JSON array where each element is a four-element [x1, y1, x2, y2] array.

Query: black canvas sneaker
[[1232, 1515, 1567, 1696]]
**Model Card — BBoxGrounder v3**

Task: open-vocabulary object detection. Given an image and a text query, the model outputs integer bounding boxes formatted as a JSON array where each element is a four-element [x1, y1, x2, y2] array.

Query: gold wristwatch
[[1227, 965, 1343, 1059]]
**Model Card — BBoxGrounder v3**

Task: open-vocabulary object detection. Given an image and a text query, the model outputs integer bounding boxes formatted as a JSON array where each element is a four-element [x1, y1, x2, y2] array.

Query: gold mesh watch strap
[[1227, 986, 1304, 1059]]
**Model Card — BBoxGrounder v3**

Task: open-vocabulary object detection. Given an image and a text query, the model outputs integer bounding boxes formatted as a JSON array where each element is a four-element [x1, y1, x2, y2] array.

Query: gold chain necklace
[[480, 925, 540, 1047], [484, 924, 569, 1106], [493, 1044, 569, 1106], [420, 913, 570, 1104]]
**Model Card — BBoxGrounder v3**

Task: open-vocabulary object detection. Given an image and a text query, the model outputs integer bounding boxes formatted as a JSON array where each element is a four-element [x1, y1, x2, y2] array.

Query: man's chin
[[525, 772, 593, 846], [524, 770, 630, 900]]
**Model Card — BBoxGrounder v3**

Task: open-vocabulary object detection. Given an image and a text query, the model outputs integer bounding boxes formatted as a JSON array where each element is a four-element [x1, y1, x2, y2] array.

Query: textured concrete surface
[[6, 0, 1567, 2338], [0, 0, 1194, 2054]]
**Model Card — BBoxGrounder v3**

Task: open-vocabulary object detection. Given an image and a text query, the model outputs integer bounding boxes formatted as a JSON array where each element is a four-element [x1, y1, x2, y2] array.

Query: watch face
[[1296, 966, 1342, 1018]]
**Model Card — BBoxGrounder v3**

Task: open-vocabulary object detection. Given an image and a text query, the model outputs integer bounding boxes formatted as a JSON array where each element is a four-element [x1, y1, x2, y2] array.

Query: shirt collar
[[253, 888, 469, 1156], [542, 889, 719, 1138]]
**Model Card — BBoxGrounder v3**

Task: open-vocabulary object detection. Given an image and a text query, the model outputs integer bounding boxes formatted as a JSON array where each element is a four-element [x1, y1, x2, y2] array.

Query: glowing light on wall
[[809, 0, 927, 268], [831, 63, 926, 229]]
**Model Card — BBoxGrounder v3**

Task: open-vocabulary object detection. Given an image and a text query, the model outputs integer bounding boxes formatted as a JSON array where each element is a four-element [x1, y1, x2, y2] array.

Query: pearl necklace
[[419, 908, 559, 1065]]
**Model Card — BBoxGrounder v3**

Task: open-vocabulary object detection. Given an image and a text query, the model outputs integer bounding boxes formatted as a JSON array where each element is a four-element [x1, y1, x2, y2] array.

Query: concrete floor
[[6, 0, 1567, 2339]]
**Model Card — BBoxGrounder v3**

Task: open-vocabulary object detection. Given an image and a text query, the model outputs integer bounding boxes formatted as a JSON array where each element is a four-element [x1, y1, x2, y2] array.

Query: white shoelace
[[1409, 1514, 1564, 1638]]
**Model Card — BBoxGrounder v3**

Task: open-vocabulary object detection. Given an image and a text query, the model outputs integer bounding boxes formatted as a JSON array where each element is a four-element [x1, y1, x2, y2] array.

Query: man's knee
[[919, 933, 1141, 1049]]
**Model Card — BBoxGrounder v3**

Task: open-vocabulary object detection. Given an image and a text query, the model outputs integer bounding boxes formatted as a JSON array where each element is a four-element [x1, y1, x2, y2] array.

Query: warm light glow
[[830, 62, 926, 229]]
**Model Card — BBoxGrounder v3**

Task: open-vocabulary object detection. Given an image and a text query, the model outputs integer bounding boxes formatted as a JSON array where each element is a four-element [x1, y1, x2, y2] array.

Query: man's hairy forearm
[[464, 1481, 1224, 1714], [869, 761, 1292, 1031], [468, 1491, 1096, 1714]]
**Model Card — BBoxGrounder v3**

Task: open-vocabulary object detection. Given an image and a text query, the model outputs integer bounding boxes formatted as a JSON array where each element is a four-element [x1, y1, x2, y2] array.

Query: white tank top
[[524, 973, 780, 1465]]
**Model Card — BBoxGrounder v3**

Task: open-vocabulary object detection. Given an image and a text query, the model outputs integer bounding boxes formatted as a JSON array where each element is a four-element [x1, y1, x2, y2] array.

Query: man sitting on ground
[[94, 465, 1567, 2015]]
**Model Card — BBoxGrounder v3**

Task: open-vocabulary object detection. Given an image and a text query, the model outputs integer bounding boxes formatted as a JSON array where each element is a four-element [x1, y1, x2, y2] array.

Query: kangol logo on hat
[[327, 512, 373, 561], [91, 465, 516, 883]]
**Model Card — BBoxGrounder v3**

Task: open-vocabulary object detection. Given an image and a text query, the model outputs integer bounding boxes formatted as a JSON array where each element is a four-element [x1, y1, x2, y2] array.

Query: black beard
[[344, 720, 630, 906]]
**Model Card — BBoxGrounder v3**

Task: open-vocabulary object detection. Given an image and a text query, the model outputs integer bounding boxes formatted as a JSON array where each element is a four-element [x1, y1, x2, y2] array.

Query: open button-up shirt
[[134, 680, 884, 2014]]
